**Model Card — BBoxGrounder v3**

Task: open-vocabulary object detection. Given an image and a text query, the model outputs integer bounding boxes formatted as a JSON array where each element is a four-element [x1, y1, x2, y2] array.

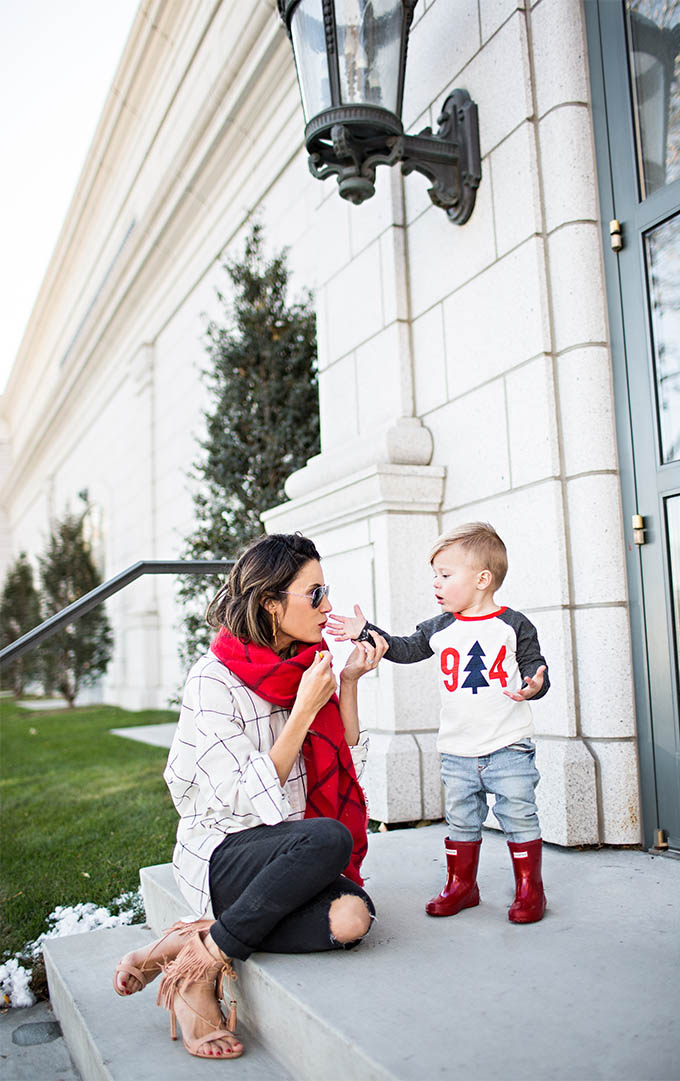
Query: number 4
[[489, 645, 508, 687]]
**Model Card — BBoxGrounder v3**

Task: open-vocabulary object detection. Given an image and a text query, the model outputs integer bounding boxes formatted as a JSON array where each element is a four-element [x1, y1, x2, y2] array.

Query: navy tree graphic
[[462, 641, 489, 693]]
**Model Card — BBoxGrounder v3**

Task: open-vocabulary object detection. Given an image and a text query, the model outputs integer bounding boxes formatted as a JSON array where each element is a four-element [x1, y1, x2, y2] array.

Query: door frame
[[584, 0, 674, 850]]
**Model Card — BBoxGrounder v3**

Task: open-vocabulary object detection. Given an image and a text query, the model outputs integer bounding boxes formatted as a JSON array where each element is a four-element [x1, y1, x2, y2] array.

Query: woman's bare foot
[[113, 920, 212, 995]]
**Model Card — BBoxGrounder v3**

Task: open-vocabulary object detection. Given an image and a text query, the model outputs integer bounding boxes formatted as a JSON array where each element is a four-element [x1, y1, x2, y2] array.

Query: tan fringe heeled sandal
[[157, 931, 242, 1059], [113, 918, 213, 997]]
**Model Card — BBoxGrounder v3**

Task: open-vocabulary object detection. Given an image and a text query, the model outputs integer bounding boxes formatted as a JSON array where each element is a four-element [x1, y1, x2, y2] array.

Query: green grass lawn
[[0, 700, 178, 964]]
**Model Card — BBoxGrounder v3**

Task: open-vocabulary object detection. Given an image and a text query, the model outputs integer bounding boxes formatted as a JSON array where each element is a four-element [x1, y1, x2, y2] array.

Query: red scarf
[[210, 629, 368, 886]]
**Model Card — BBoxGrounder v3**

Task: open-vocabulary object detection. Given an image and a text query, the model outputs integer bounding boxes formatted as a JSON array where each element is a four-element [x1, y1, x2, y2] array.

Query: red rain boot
[[507, 839, 546, 923], [425, 839, 481, 917]]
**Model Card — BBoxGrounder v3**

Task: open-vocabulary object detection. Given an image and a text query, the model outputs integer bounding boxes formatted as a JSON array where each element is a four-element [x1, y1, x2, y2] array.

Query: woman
[[113, 533, 387, 1060]]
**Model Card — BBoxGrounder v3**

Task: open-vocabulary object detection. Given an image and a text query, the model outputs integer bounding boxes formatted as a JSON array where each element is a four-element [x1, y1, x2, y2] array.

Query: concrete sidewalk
[[0, 1000, 81, 1081]]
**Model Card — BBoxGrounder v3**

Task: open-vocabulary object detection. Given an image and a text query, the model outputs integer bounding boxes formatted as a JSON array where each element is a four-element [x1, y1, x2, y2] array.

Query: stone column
[[264, 166, 446, 822]]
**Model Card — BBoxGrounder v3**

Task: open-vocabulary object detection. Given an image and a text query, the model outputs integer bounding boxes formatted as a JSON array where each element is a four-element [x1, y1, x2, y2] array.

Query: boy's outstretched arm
[[327, 606, 436, 664]]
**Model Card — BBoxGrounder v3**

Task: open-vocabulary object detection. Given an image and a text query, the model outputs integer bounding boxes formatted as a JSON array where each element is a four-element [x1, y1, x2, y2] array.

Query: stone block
[[574, 607, 635, 738], [490, 121, 542, 256], [356, 324, 406, 433], [586, 739, 642, 845], [529, 606, 577, 737], [380, 225, 409, 326], [318, 355, 358, 452], [428, 381, 510, 508], [557, 346, 618, 475], [530, 0, 589, 117], [539, 104, 599, 233], [412, 304, 448, 416], [314, 289, 331, 373], [458, 12, 532, 157], [443, 237, 550, 397], [548, 224, 608, 353], [480, 0, 526, 43], [533, 737, 599, 845], [506, 354, 560, 486], [407, 175, 496, 320], [566, 474, 627, 605], [414, 731, 445, 819], [402, 0, 480, 130], [362, 731, 425, 822], [324, 241, 384, 361], [309, 188, 353, 285], [349, 165, 402, 258], [445, 480, 570, 609]]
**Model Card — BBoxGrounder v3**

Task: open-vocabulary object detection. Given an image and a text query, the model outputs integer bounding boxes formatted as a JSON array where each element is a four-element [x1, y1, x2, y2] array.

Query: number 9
[[441, 647, 460, 692]]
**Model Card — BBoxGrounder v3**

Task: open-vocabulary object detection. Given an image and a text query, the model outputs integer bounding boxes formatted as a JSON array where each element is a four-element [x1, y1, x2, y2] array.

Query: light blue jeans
[[441, 739, 541, 843]]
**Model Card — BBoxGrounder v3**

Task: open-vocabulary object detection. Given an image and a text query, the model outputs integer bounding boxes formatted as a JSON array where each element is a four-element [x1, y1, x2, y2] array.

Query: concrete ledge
[[43, 925, 290, 1081]]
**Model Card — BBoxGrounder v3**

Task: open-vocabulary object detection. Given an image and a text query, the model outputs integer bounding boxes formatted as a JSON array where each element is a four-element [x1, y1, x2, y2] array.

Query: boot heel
[[425, 839, 482, 917], [463, 884, 480, 909]]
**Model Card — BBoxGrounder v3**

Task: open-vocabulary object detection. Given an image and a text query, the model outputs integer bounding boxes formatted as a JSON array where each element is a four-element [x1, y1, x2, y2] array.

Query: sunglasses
[[279, 584, 330, 609]]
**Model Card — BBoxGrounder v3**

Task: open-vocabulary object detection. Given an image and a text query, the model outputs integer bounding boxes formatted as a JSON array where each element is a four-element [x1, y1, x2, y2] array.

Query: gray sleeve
[[366, 614, 450, 664], [499, 609, 550, 699]]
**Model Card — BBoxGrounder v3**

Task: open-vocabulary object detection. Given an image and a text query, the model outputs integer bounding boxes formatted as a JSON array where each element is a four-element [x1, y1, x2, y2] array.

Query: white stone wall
[[0, 0, 640, 844]]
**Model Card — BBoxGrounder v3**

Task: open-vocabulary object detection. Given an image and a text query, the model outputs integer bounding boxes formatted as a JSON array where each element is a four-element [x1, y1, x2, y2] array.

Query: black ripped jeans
[[208, 818, 375, 962]]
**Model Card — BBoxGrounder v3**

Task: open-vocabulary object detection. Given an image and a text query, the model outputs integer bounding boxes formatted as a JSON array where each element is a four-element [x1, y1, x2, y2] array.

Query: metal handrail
[[0, 559, 233, 668]]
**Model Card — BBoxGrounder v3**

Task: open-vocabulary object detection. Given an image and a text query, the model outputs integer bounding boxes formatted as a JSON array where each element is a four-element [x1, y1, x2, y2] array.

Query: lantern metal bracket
[[308, 89, 481, 224], [398, 90, 481, 224]]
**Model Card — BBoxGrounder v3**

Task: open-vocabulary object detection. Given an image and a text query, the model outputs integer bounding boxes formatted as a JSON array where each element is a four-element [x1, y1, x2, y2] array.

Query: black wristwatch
[[356, 625, 376, 647]]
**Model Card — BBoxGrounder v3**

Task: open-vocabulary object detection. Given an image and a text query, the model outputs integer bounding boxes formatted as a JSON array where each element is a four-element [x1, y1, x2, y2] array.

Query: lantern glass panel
[[335, 0, 403, 112], [290, 0, 332, 121]]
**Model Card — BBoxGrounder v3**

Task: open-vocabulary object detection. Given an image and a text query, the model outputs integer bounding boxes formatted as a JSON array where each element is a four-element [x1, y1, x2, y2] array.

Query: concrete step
[[43, 925, 291, 1081], [140, 825, 680, 1081], [140, 862, 400, 1081], [45, 825, 680, 1081]]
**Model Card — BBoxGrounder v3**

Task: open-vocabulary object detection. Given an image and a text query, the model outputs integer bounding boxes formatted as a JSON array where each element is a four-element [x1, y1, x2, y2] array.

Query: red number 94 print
[[440, 644, 509, 693]]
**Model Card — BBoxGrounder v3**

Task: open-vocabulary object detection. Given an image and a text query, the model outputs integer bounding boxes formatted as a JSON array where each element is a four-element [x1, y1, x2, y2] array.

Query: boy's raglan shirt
[[367, 608, 549, 757]]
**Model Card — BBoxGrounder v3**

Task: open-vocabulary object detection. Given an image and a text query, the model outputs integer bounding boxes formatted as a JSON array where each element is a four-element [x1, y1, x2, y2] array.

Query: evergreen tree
[[38, 502, 113, 707], [0, 553, 42, 696], [177, 224, 320, 669], [461, 641, 489, 694]]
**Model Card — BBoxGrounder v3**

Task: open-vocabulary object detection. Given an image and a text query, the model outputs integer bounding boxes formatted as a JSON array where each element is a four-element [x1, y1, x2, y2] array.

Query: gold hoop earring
[[272, 611, 279, 647]]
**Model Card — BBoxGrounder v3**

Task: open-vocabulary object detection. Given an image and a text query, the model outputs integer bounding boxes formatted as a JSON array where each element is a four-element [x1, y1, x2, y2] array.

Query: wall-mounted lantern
[[277, 0, 481, 224]]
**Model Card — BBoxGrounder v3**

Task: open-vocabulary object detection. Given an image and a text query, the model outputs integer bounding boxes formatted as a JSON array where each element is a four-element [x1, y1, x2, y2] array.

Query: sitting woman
[[113, 532, 386, 1060]]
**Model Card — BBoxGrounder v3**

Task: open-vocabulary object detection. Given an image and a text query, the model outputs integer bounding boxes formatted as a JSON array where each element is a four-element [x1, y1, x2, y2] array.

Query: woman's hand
[[326, 605, 368, 642], [340, 633, 389, 683], [295, 651, 337, 717]]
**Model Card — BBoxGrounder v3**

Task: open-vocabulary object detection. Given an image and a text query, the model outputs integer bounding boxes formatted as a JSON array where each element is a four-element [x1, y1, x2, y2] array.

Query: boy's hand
[[503, 665, 546, 702], [326, 605, 368, 642]]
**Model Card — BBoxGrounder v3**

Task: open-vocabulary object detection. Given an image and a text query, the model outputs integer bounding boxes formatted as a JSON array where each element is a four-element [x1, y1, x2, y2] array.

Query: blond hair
[[430, 522, 508, 589]]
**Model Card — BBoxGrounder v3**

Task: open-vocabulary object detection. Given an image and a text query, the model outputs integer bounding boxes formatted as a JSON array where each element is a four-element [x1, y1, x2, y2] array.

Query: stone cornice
[[2, 1, 299, 502]]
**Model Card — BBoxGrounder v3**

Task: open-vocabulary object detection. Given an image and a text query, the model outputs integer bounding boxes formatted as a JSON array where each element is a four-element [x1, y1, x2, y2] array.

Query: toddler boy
[[327, 522, 549, 923]]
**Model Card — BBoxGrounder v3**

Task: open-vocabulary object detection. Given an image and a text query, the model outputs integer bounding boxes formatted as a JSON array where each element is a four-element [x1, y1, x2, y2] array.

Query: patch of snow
[[2, 888, 144, 1008], [0, 958, 36, 1008]]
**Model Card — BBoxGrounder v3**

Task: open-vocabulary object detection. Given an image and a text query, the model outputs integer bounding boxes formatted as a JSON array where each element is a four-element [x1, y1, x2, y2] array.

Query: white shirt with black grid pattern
[[164, 651, 369, 918]]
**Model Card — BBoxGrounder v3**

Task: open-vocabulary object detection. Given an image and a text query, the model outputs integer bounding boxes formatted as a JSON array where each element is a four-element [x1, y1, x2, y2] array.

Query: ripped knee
[[328, 894, 373, 944]]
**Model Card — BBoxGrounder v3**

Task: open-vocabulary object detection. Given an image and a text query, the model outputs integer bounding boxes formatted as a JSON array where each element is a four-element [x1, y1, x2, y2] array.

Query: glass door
[[586, 0, 680, 849]]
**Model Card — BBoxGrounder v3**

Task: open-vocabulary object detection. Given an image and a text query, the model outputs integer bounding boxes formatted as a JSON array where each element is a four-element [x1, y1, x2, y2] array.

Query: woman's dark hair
[[207, 533, 321, 646]]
